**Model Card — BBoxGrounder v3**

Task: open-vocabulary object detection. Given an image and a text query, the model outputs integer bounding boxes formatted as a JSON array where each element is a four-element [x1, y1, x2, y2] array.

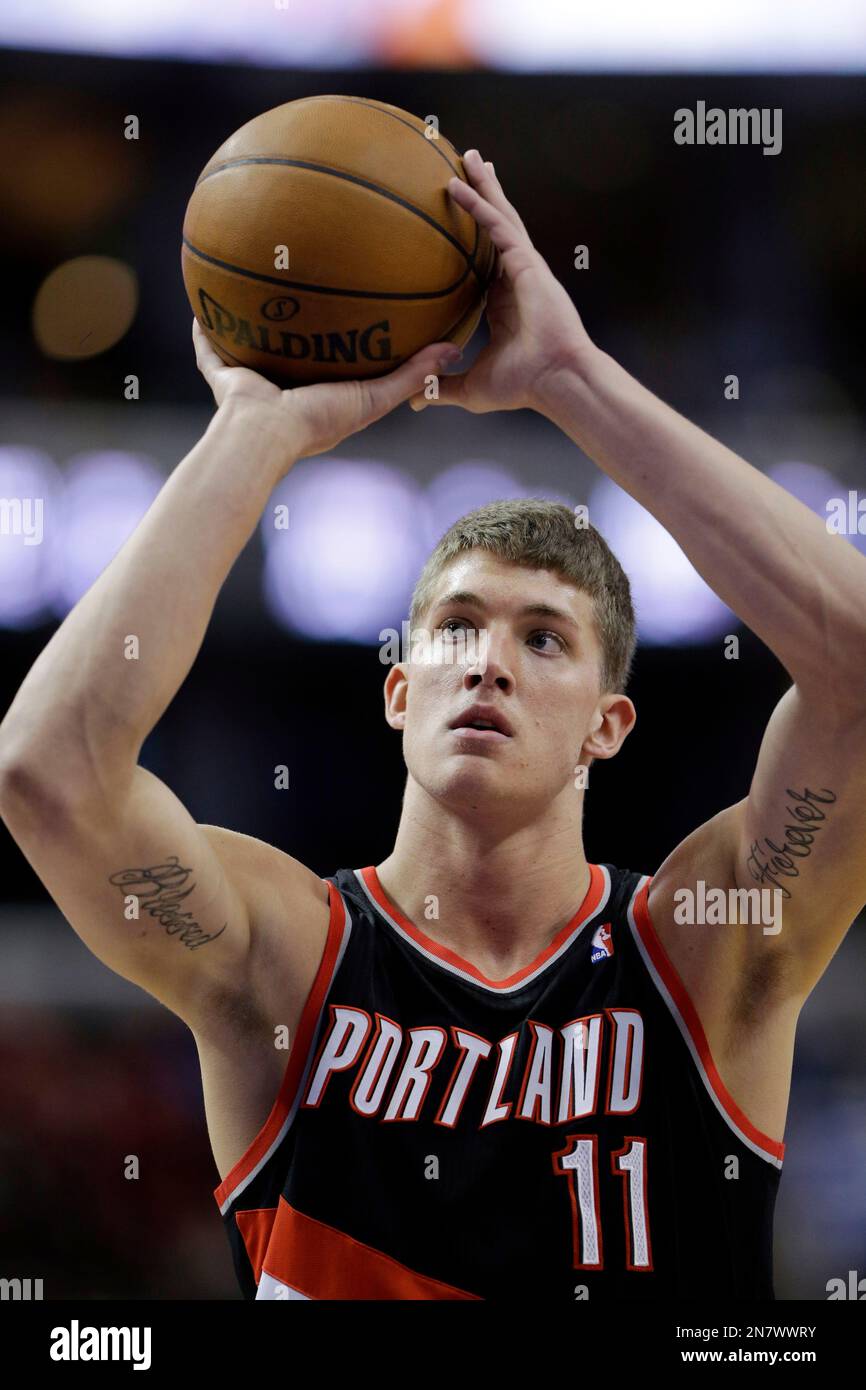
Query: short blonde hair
[[409, 498, 637, 694]]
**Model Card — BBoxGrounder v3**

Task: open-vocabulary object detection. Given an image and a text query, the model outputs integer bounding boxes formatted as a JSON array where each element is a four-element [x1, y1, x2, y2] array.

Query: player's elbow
[[0, 749, 84, 833]]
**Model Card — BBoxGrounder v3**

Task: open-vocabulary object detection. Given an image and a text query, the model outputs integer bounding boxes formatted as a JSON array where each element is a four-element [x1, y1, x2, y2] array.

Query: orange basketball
[[181, 95, 496, 387]]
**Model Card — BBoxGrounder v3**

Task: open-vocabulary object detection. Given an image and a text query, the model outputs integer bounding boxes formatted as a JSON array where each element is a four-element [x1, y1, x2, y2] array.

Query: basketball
[[181, 95, 496, 387]]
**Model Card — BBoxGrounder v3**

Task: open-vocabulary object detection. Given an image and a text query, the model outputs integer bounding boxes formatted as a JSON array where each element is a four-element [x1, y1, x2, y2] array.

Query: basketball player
[[1, 150, 864, 1301]]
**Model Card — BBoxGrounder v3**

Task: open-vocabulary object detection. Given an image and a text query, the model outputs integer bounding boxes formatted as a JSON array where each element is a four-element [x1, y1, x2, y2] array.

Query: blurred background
[[0, 0, 864, 1299]]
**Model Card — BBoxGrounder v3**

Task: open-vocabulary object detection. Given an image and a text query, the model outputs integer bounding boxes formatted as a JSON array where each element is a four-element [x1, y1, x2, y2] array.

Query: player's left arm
[[522, 258, 866, 1005], [432, 149, 866, 997], [720, 686, 866, 993], [535, 340, 866, 998]]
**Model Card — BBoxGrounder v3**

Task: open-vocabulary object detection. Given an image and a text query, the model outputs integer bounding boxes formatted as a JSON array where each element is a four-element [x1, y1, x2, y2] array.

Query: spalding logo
[[196, 290, 395, 365], [261, 296, 301, 322]]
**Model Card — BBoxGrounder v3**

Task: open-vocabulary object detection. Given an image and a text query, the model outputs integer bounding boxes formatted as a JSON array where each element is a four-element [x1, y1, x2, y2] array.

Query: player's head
[[383, 498, 638, 825]]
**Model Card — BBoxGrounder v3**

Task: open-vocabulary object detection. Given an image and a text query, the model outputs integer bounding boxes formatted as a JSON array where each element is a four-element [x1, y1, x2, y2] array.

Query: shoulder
[[199, 824, 329, 914]]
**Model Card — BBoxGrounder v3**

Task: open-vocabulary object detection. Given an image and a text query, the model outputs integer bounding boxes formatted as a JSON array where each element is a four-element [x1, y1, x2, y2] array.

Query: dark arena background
[[0, 0, 864, 1330]]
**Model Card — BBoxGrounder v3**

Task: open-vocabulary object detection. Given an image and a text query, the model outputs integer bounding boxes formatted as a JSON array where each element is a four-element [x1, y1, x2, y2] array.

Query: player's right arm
[[0, 321, 458, 1025], [0, 376, 310, 1025], [0, 757, 329, 1026]]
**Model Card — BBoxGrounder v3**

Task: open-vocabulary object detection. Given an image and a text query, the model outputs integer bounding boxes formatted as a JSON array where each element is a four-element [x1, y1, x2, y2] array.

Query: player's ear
[[384, 662, 409, 731], [581, 693, 636, 762]]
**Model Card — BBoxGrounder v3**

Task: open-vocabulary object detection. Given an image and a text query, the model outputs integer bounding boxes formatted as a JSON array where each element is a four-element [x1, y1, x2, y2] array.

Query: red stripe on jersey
[[632, 878, 786, 1163], [214, 880, 348, 1210], [359, 862, 606, 988], [236, 1206, 279, 1285], [261, 1197, 482, 1300]]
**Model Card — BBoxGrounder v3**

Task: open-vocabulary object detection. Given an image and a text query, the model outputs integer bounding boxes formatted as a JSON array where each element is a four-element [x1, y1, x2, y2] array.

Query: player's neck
[[375, 784, 591, 978]]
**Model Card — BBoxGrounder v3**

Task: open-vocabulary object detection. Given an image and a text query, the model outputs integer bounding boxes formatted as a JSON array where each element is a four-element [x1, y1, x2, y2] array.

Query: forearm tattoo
[[746, 786, 837, 901], [107, 855, 227, 950]]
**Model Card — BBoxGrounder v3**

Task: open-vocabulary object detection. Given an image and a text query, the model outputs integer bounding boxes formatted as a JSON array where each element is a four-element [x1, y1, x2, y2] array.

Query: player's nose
[[461, 635, 515, 694]]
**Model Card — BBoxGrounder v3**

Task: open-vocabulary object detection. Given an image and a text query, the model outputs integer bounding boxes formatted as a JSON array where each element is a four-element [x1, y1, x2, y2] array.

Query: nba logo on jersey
[[590, 921, 614, 963]]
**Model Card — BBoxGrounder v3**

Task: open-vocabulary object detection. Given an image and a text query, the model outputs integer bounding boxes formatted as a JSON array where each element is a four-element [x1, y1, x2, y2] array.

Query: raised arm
[[0, 322, 458, 1025], [537, 347, 866, 989], [425, 149, 866, 1006]]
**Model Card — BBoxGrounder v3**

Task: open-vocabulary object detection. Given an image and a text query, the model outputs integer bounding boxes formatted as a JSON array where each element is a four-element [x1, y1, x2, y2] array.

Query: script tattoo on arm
[[107, 855, 227, 950], [745, 786, 837, 901]]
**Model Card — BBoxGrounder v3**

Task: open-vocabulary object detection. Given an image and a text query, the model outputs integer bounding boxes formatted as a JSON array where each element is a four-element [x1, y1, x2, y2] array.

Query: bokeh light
[[589, 475, 734, 645], [0, 446, 62, 628], [261, 459, 428, 642], [423, 461, 526, 549], [50, 451, 163, 615], [33, 256, 138, 360]]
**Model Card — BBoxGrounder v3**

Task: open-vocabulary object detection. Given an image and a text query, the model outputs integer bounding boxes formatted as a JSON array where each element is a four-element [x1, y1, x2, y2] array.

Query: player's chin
[[443, 747, 515, 782], [433, 755, 515, 803]]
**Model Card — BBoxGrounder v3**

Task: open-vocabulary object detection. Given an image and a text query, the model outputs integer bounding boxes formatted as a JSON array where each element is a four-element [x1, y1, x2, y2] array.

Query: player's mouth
[[448, 703, 513, 743]]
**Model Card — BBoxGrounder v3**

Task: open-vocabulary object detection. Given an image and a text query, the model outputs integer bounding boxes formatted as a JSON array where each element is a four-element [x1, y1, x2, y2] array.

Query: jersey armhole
[[628, 875, 786, 1167], [213, 880, 350, 1211]]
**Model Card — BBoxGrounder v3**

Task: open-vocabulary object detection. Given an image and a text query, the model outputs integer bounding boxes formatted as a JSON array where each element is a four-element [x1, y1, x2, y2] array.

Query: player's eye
[[439, 617, 474, 637], [527, 629, 566, 654]]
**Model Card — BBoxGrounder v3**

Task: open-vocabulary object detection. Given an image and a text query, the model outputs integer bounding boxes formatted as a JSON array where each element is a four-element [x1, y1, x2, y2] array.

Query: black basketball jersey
[[214, 862, 784, 1300]]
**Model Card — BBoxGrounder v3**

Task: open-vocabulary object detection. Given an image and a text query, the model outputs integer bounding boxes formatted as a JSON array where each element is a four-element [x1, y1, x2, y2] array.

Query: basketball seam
[[294, 94, 466, 178], [207, 93, 465, 180], [193, 157, 483, 286], [182, 236, 475, 301]]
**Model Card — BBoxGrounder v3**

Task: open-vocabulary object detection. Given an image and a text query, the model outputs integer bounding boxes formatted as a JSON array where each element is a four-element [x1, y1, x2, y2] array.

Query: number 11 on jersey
[[552, 1134, 653, 1271]]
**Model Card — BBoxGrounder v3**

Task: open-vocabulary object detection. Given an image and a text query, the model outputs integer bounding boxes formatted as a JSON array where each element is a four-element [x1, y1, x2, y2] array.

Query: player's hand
[[192, 317, 463, 459], [410, 149, 593, 415]]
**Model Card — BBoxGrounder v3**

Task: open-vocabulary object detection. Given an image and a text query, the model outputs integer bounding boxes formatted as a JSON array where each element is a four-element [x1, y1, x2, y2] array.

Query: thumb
[[408, 366, 470, 413], [361, 341, 463, 423]]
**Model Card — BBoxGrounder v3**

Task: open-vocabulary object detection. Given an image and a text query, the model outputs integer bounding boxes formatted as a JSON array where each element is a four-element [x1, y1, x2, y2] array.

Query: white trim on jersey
[[625, 876, 784, 1170]]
